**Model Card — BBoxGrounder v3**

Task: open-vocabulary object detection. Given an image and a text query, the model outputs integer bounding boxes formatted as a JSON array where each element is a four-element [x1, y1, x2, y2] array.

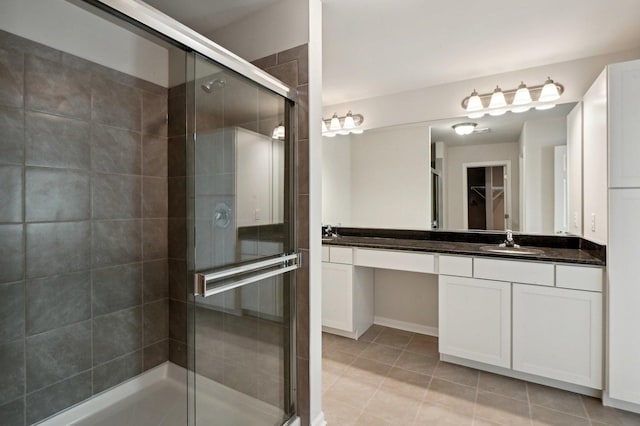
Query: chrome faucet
[[500, 229, 520, 248], [323, 225, 338, 238]]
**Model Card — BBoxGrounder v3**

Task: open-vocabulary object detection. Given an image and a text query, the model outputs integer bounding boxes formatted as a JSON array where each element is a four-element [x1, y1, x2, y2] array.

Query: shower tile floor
[[322, 325, 640, 426]]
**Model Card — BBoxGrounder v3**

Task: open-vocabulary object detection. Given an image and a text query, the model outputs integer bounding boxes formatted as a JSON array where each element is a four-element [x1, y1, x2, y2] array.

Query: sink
[[322, 237, 335, 242], [479, 245, 544, 256]]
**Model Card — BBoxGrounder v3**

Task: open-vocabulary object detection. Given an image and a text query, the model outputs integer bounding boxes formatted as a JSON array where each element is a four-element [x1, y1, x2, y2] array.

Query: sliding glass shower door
[[186, 54, 298, 426]]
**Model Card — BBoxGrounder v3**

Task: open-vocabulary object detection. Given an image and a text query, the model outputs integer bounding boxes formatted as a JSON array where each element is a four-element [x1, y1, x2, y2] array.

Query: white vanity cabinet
[[512, 284, 602, 388], [439, 275, 511, 368], [321, 247, 374, 339]]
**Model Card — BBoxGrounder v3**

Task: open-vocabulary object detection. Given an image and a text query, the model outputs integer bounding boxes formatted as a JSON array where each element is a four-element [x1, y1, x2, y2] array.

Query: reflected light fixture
[[461, 78, 564, 117], [452, 122, 477, 136], [322, 111, 364, 136], [272, 122, 285, 140]]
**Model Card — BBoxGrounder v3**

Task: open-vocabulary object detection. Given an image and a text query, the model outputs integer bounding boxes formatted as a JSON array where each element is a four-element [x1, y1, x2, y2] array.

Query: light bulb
[[489, 86, 507, 116], [539, 77, 560, 102], [466, 90, 484, 118], [512, 82, 532, 113], [342, 111, 356, 130]]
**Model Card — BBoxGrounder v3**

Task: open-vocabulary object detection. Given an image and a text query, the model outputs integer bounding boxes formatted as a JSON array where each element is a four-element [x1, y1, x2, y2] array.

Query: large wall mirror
[[322, 102, 582, 236]]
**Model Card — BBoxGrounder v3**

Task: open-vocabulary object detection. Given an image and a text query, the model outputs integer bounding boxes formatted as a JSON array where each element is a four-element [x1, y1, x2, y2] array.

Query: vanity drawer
[[556, 264, 603, 292], [474, 258, 554, 286], [321, 246, 330, 262], [329, 246, 353, 264], [438, 255, 473, 277], [355, 249, 435, 273]]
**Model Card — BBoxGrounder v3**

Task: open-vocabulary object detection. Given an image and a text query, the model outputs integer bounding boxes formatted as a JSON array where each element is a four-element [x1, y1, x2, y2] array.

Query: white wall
[[519, 117, 567, 234], [323, 48, 640, 131], [0, 0, 169, 86], [322, 136, 352, 226], [350, 125, 431, 229], [207, 0, 309, 62], [374, 271, 438, 334], [445, 142, 520, 231]]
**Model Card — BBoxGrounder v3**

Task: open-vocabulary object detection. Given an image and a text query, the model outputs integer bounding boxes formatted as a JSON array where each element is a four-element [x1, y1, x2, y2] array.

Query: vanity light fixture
[[462, 78, 564, 117], [452, 122, 477, 136], [322, 111, 364, 136]]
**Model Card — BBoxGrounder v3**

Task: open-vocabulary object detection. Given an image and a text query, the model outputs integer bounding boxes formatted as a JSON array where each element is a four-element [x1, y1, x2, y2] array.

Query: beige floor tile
[[472, 419, 504, 426], [322, 332, 341, 351], [380, 367, 431, 401], [434, 362, 479, 387], [344, 357, 392, 386], [363, 388, 422, 424], [477, 372, 528, 402], [395, 351, 439, 375], [475, 391, 531, 426], [359, 342, 403, 365], [355, 413, 392, 426], [328, 376, 379, 410], [414, 402, 474, 425], [359, 324, 385, 342], [331, 335, 371, 356], [323, 348, 357, 373], [581, 395, 640, 426], [527, 383, 587, 418], [406, 334, 439, 358], [424, 378, 477, 416], [531, 405, 590, 426], [374, 327, 414, 348], [323, 395, 362, 426], [322, 370, 340, 393]]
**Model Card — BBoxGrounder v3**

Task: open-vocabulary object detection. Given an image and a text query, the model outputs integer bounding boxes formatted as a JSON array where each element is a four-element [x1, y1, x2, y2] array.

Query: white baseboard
[[603, 392, 640, 414], [311, 411, 327, 426], [374, 316, 439, 337], [441, 354, 602, 398]]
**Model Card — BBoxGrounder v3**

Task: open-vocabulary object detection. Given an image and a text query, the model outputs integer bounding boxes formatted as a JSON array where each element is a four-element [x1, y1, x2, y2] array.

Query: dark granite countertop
[[321, 228, 605, 266]]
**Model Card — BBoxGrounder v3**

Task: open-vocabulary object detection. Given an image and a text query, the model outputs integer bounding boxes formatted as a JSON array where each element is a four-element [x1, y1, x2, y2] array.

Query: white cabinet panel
[[355, 248, 435, 273], [474, 258, 554, 286], [321, 263, 353, 331], [321, 246, 329, 262], [513, 284, 602, 389], [609, 60, 640, 188], [567, 102, 583, 236], [439, 275, 511, 368], [438, 255, 472, 277], [608, 188, 640, 403], [329, 246, 353, 264], [556, 264, 603, 292]]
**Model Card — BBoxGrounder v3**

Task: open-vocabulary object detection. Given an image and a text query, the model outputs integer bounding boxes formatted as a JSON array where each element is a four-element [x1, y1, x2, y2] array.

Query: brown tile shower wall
[[253, 43, 311, 426], [0, 30, 169, 426]]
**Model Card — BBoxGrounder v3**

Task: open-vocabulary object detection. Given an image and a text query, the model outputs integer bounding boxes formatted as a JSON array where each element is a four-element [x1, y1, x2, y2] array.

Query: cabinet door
[[439, 276, 511, 368], [513, 284, 602, 389], [609, 60, 640, 188], [322, 263, 353, 332]]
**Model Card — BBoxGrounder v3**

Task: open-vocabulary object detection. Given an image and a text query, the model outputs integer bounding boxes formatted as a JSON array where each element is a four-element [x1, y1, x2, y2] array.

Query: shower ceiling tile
[[25, 111, 90, 170], [24, 55, 91, 121], [25, 271, 91, 336]]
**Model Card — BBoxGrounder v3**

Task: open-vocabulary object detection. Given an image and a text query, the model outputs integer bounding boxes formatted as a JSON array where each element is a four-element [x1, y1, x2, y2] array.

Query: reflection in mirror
[[322, 102, 579, 235]]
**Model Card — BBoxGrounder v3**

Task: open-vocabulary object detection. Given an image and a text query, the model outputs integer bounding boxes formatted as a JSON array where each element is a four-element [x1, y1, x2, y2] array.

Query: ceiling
[[143, 0, 640, 107]]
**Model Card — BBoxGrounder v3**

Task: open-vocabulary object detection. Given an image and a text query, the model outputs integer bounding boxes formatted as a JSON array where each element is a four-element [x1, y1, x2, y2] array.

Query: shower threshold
[[37, 362, 297, 426]]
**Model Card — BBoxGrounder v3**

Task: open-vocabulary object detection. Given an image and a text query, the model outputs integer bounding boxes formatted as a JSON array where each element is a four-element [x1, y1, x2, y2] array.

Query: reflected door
[[465, 165, 509, 231]]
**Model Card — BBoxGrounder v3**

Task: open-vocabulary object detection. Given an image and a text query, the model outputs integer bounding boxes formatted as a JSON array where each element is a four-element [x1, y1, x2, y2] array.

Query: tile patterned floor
[[322, 325, 640, 426]]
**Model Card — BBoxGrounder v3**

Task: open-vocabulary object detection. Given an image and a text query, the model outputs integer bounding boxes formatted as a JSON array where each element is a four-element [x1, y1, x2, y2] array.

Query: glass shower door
[[187, 53, 298, 425]]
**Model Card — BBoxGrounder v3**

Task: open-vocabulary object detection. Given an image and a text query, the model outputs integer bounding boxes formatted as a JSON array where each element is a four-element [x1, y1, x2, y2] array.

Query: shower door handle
[[194, 252, 301, 298]]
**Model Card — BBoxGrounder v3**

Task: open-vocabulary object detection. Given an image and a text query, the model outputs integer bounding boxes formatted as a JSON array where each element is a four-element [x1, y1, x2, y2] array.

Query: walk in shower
[[0, 1, 300, 425]]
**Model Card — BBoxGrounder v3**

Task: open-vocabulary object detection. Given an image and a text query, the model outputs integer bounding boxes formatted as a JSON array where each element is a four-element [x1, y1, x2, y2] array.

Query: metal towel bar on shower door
[[194, 253, 301, 298]]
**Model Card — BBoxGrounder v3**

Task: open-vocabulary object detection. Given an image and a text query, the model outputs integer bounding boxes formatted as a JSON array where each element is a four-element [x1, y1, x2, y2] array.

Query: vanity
[[321, 228, 605, 394]]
